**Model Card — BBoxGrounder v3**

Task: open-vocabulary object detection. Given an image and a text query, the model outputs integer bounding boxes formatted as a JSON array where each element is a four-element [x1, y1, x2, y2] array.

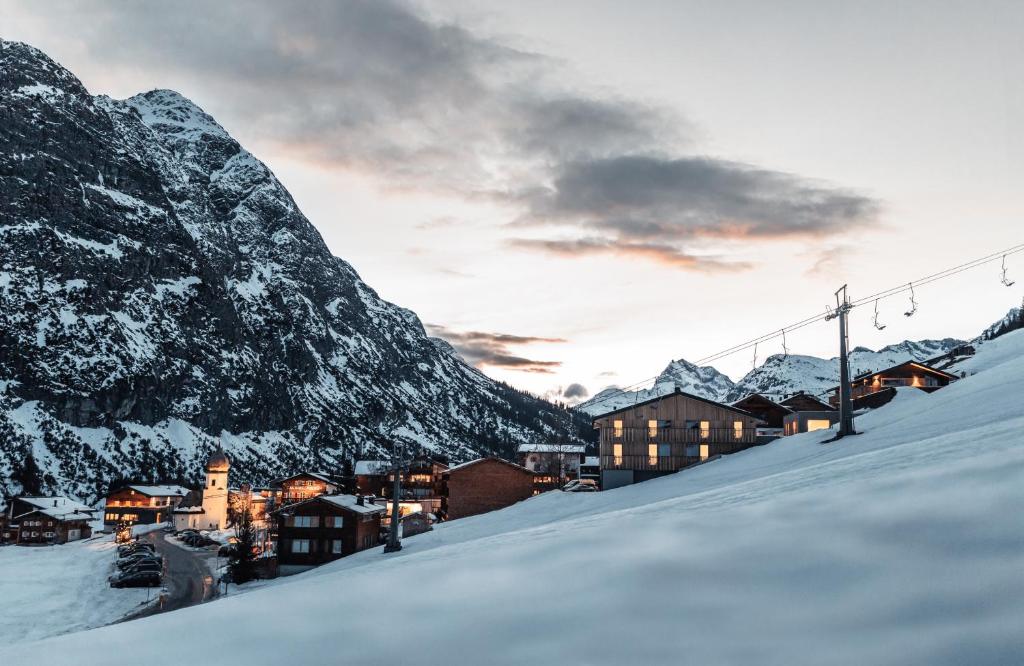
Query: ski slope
[[4, 332, 1023, 665]]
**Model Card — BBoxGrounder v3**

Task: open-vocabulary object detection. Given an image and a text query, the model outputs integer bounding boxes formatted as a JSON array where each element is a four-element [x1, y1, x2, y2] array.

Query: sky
[[2, 0, 1022, 402]]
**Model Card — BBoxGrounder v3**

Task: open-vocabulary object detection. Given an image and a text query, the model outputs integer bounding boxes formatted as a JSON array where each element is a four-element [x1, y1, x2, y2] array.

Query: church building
[[173, 450, 231, 531]]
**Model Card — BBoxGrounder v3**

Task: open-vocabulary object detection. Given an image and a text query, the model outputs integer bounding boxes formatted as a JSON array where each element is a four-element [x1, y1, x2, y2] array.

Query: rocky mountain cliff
[[0, 41, 587, 502]]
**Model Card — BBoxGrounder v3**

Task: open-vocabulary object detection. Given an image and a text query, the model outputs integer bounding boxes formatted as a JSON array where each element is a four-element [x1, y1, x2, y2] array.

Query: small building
[[354, 460, 389, 496], [779, 392, 836, 413], [171, 450, 232, 531], [783, 411, 839, 436], [399, 511, 433, 538], [388, 454, 448, 502], [593, 389, 761, 490], [273, 494, 385, 575], [440, 457, 536, 521], [731, 394, 792, 440], [3, 497, 96, 546], [103, 484, 191, 529], [517, 443, 586, 488], [271, 472, 341, 505], [829, 361, 958, 407], [579, 456, 600, 486]]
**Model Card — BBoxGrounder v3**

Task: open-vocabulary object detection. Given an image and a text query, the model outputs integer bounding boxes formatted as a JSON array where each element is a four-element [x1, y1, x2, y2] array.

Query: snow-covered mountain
[[979, 306, 1023, 341], [578, 338, 966, 415], [0, 41, 586, 502]]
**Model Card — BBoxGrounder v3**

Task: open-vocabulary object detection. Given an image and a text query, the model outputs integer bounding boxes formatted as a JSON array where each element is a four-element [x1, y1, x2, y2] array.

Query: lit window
[[648, 443, 658, 466], [807, 419, 832, 432], [613, 444, 623, 467], [291, 539, 310, 553], [613, 420, 623, 438], [733, 421, 743, 440], [699, 444, 710, 461], [648, 420, 658, 438], [700, 421, 710, 439]]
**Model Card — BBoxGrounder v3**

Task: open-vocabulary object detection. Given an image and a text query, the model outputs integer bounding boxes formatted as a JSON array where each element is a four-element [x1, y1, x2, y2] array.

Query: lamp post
[[384, 442, 404, 553]]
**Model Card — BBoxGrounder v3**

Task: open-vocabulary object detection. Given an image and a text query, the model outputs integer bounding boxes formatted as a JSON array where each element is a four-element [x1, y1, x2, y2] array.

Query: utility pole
[[826, 284, 856, 438], [384, 442, 404, 553]]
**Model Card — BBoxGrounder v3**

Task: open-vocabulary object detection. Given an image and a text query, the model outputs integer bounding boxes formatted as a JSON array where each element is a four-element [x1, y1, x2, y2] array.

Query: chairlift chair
[[873, 299, 887, 330], [904, 283, 917, 317], [1001, 255, 1015, 287]]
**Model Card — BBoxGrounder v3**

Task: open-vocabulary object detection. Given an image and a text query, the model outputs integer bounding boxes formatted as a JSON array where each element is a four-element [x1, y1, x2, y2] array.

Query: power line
[[578, 242, 1023, 414]]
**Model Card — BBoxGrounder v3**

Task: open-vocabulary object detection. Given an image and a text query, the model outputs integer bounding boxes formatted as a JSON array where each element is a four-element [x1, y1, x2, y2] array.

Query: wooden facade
[[103, 485, 190, 527], [273, 494, 384, 574], [779, 392, 835, 413], [829, 361, 957, 406], [271, 472, 340, 505], [592, 389, 760, 489], [441, 458, 535, 520], [2, 497, 96, 545], [732, 394, 792, 429]]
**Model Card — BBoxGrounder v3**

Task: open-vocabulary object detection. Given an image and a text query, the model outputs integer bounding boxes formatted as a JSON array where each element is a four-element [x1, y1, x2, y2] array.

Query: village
[[0, 351, 971, 605]]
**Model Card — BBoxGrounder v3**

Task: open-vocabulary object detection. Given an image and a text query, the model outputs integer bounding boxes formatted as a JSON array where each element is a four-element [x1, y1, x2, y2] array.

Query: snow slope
[[4, 334, 1022, 664], [0, 534, 154, 644]]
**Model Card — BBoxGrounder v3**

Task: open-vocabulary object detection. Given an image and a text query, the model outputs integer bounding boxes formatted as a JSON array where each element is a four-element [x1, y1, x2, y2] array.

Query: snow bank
[[3, 335, 1023, 664], [0, 537, 154, 644]]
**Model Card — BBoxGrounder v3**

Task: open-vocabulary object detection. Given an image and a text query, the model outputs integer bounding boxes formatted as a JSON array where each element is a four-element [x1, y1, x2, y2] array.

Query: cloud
[[508, 237, 748, 272], [562, 383, 589, 399], [427, 325, 565, 374], [15, 0, 880, 269]]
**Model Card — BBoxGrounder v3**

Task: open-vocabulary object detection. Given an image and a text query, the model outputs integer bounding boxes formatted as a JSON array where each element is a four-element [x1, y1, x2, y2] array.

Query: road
[[123, 532, 219, 620]]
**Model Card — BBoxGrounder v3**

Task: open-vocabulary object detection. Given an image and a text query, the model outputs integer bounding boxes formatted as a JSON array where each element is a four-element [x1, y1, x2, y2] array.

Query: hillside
[[0, 40, 586, 502], [6, 329, 1022, 664]]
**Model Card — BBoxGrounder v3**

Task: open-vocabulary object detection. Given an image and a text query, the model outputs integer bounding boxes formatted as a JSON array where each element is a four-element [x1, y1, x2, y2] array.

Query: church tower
[[201, 449, 230, 530]]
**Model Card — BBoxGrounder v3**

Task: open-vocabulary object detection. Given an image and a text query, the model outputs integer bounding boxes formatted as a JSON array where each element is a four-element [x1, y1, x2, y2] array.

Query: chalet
[[273, 494, 385, 575], [271, 471, 341, 505], [3, 496, 96, 545], [517, 443, 586, 491], [731, 394, 791, 440], [593, 388, 760, 490], [779, 392, 838, 436], [385, 454, 447, 502], [440, 457, 536, 520], [354, 460, 389, 496], [828, 361, 957, 407], [779, 392, 835, 412], [103, 484, 191, 528]]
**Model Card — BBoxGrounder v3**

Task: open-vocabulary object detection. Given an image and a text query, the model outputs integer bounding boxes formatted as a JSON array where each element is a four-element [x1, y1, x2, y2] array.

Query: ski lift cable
[[578, 242, 1024, 414]]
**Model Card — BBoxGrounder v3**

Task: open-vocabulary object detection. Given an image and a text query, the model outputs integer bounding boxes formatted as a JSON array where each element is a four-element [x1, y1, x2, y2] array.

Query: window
[[44, 531, 54, 538], [290, 539, 310, 553], [648, 443, 658, 466], [733, 421, 744, 440], [881, 378, 910, 387], [648, 419, 658, 438], [361, 534, 374, 549], [293, 515, 319, 528], [807, 419, 832, 432], [613, 420, 623, 438], [699, 444, 709, 461], [659, 443, 671, 459], [328, 516, 344, 528], [331, 539, 343, 554], [613, 444, 623, 466], [700, 421, 710, 439]]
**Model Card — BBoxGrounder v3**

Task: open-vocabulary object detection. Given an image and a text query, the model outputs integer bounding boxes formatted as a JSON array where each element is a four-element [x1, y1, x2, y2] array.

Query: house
[[593, 388, 761, 490], [579, 456, 600, 486], [440, 457, 536, 520], [103, 484, 191, 528], [399, 511, 432, 538], [2, 496, 96, 545], [782, 410, 839, 436], [779, 392, 835, 413], [271, 471, 341, 505], [731, 394, 791, 440], [171, 450, 231, 531], [828, 361, 958, 407], [353, 460, 389, 495], [272, 494, 385, 575], [517, 443, 586, 490]]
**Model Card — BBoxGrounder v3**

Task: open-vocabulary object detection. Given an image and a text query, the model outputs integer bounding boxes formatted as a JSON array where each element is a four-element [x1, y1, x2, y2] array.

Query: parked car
[[218, 544, 237, 557], [562, 479, 599, 492], [117, 554, 163, 570], [110, 570, 161, 588]]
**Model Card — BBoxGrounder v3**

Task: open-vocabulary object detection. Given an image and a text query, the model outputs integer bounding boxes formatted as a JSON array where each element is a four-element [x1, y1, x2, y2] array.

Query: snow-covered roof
[[14, 496, 96, 521], [354, 460, 389, 476], [274, 471, 339, 485], [279, 494, 385, 516], [173, 506, 205, 514], [127, 484, 191, 497], [446, 457, 532, 474], [517, 443, 586, 454]]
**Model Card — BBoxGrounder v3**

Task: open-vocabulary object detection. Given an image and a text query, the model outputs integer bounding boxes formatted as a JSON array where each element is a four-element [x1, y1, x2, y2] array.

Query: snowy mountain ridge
[[578, 336, 969, 415], [0, 40, 586, 502]]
